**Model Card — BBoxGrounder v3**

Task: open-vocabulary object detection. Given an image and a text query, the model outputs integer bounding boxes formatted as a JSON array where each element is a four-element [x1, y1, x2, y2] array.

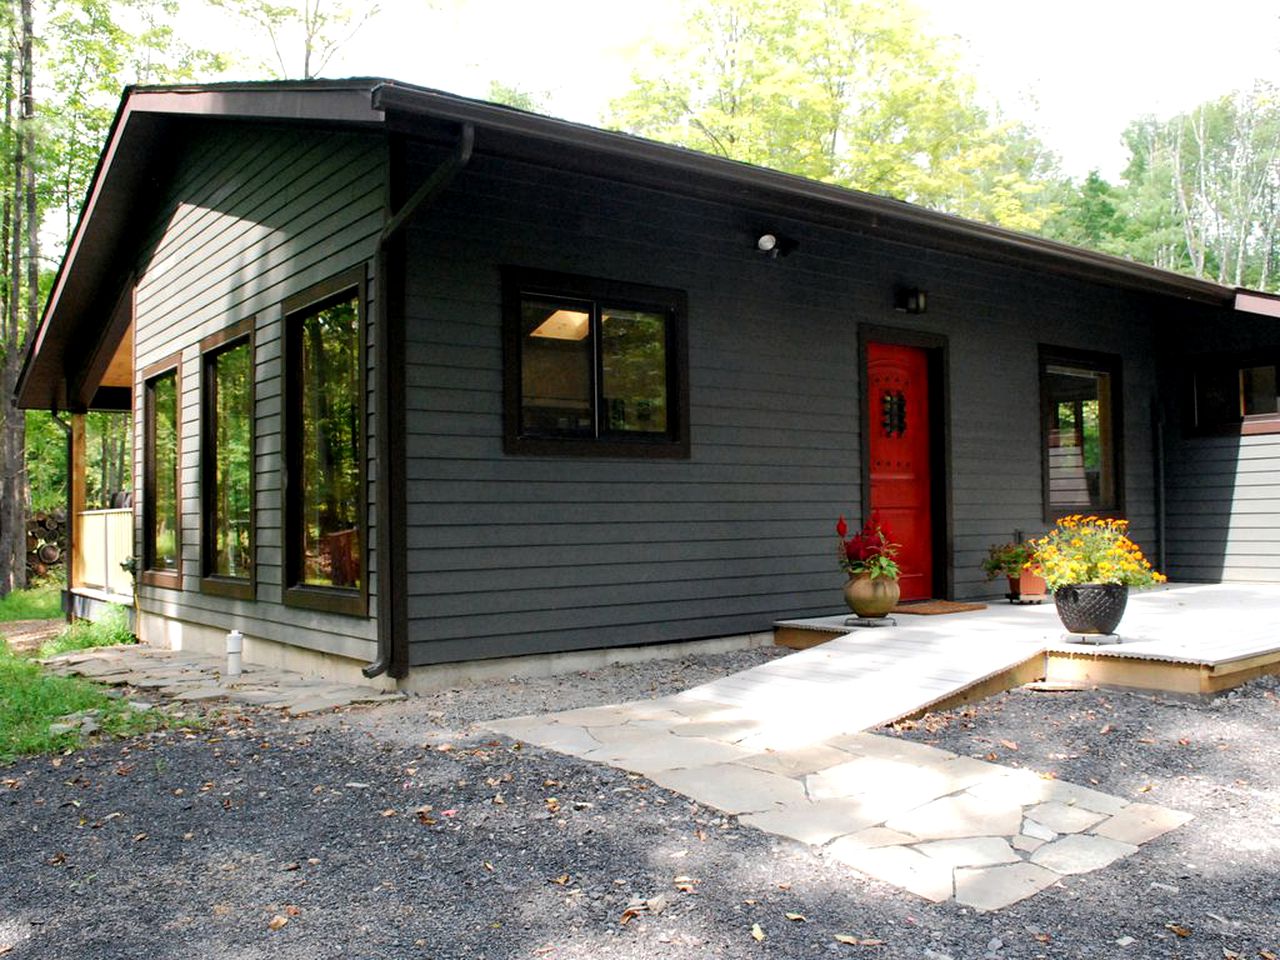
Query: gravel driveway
[[2, 647, 1277, 959]]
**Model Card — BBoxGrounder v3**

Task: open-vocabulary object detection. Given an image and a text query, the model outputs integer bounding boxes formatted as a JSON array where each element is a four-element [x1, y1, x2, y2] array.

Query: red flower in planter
[[835, 515, 901, 580]]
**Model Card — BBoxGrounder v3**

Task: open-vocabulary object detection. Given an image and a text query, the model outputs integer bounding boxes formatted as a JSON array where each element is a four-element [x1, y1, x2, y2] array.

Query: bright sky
[[193, 0, 1280, 181]]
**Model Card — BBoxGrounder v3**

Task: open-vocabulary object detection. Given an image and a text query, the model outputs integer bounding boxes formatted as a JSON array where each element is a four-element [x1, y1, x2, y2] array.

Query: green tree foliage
[[486, 81, 548, 113], [607, 0, 1064, 231], [1064, 84, 1280, 290], [43, 0, 226, 242], [207, 0, 378, 79], [1043, 170, 1128, 254]]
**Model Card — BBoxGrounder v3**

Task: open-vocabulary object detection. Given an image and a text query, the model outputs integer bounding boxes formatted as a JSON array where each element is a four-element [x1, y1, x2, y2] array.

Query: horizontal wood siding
[[132, 124, 384, 660], [1163, 310, 1280, 582], [400, 146, 1166, 664]]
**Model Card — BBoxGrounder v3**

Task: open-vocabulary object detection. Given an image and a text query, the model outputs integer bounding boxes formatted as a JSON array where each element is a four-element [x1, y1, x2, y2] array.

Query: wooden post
[[69, 413, 86, 591]]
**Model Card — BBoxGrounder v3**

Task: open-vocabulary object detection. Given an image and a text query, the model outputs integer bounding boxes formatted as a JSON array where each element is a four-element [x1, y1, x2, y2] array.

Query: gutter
[[363, 120, 475, 680]]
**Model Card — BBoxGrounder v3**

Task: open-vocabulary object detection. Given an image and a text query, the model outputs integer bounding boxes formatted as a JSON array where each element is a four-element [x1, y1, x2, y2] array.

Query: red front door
[[867, 342, 933, 601]]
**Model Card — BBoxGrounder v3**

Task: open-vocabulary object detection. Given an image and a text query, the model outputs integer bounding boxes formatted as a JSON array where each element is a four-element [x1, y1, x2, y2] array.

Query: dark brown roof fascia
[[371, 81, 1232, 308]]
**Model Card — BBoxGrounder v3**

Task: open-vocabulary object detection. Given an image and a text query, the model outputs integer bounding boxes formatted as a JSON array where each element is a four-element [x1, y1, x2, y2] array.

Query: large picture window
[[1041, 347, 1122, 518], [503, 268, 688, 457], [142, 355, 181, 589], [1191, 352, 1280, 435], [201, 320, 254, 599], [283, 269, 366, 615]]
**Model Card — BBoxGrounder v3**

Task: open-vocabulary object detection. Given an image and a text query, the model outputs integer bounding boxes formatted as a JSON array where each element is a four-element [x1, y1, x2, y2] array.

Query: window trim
[[1039, 344, 1124, 523], [199, 318, 256, 601], [141, 352, 183, 590], [502, 267, 690, 458], [1187, 349, 1280, 437], [281, 266, 369, 618]]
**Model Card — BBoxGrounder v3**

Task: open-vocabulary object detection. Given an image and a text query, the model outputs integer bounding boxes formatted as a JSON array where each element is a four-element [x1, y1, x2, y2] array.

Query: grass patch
[[0, 582, 63, 622], [0, 649, 172, 762], [39, 605, 135, 659]]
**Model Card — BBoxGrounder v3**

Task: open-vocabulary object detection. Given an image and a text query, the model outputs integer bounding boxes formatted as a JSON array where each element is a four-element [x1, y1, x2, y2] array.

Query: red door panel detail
[[867, 342, 933, 601]]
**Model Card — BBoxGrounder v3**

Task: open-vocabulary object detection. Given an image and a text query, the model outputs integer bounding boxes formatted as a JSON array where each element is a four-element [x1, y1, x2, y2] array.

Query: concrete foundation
[[136, 612, 397, 692], [398, 632, 775, 694], [136, 611, 774, 694]]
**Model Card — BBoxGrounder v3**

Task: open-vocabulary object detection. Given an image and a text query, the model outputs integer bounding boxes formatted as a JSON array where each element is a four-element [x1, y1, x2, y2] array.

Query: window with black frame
[[504, 269, 688, 457], [143, 358, 181, 588], [283, 270, 366, 615], [1041, 348, 1122, 516], [1192, 353, 1280, 434], [201, 321, 254, 597]]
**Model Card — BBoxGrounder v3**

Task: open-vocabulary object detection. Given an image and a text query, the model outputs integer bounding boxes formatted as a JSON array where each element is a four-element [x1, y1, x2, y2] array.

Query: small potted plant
[[982, 541, 1047, 603], [836, 514, 901, 619], [1032, 515, 1166, 635]]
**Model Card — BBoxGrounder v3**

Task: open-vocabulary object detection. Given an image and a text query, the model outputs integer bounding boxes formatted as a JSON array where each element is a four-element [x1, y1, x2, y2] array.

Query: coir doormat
[[892, 600, 988, 616]]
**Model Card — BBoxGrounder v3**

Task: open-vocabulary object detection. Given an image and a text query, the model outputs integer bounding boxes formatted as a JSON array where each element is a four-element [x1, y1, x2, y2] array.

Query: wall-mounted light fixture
[[755, 232, 795, 259], [894, 286, 927, 314]]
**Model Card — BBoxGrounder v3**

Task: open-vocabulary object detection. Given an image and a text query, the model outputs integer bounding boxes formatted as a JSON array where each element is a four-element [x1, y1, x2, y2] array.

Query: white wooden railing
[[74, 508, 134, 597]]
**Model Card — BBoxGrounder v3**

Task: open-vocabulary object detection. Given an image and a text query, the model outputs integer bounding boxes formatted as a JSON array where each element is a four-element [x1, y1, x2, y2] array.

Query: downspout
[[363, 121, 475, 680], [53, 411, 73, 622], [1152, 397, 1167, 573]]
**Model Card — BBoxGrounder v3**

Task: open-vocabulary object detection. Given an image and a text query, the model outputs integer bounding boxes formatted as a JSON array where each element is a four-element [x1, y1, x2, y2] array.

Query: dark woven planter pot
[[1053, 583, 1129, 635]]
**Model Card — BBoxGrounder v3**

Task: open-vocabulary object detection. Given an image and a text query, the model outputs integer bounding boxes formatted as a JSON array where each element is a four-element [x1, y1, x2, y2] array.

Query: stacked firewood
[[27, 509, 67, 579]]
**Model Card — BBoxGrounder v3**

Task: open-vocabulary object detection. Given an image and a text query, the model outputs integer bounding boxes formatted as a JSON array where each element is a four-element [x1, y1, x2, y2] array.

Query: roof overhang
[[21, 78, 1247, 410], [17, 80, 388, 411], [1235, 289, 1280, 319], [371, 82, 1235, 308]]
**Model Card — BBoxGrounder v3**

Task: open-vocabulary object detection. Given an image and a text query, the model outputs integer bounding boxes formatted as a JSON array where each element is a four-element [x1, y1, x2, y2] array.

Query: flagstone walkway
[[43, 645, 406, 714], [487, 649, 1192, 911]]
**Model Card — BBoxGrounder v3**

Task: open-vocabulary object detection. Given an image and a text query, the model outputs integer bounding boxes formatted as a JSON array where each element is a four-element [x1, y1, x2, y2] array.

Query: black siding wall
[[132, 124, 384, 660], [1164, 307, 1280, 582], [400, 145, 1167, 665]]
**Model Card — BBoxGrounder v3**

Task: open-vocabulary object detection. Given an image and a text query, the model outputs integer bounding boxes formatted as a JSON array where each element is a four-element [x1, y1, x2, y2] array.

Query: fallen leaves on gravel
[[834, 934, 885, 946], [784, 912, 807, 922], [267, 915, 289, 931], [1165, 923, 1192, 937], [750, 923, 765, 942], [673, 875, 697, 893]]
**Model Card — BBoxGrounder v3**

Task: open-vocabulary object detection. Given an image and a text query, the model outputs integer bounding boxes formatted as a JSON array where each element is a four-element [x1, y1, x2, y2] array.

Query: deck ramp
[[675, 617, 1048, 744]]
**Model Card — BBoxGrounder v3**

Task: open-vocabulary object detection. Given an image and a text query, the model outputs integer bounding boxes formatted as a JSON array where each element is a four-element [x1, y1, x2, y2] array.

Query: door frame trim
[[858, 324, 953, 600]]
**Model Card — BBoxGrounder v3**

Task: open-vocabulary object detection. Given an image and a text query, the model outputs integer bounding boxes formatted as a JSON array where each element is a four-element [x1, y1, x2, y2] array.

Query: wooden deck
[[766, 584, 1280, 726]]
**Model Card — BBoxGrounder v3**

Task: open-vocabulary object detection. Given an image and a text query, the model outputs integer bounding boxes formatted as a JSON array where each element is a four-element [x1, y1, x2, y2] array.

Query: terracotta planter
[[1006, 570, 1047, 603], [1053, 583, 1129, 635], [843, 573, 901, 619]]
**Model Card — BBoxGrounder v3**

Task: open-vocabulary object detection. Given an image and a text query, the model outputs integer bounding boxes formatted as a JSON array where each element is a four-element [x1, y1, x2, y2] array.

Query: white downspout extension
[[226, 629, 243, 680]]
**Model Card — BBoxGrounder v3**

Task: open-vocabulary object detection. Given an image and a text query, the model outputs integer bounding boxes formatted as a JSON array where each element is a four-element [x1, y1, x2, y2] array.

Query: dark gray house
[[18, 80, 1280, 687]]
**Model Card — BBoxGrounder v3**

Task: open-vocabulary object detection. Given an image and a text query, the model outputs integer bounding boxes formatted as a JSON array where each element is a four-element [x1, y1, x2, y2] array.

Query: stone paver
[[489, 658, 1194, 912], [42, 645, 405, 714], [829, 826, 920, 851], [828, 843, 954, 903], [1091, 802, 1194, 845], [954, 862, 1060, 912], [913, 837, 1022, 869], [647, 762, 809, 815], [885, 794, 1025, 841], [1011, 834, 1047, 854], [737, 744, 856, 778], [1031, 833, 1138, 875], [1020, 818, 1057, 841], [583, 732, 752, 775], [1026, 800, 1107, 834], [740, 797, 883, 845]]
